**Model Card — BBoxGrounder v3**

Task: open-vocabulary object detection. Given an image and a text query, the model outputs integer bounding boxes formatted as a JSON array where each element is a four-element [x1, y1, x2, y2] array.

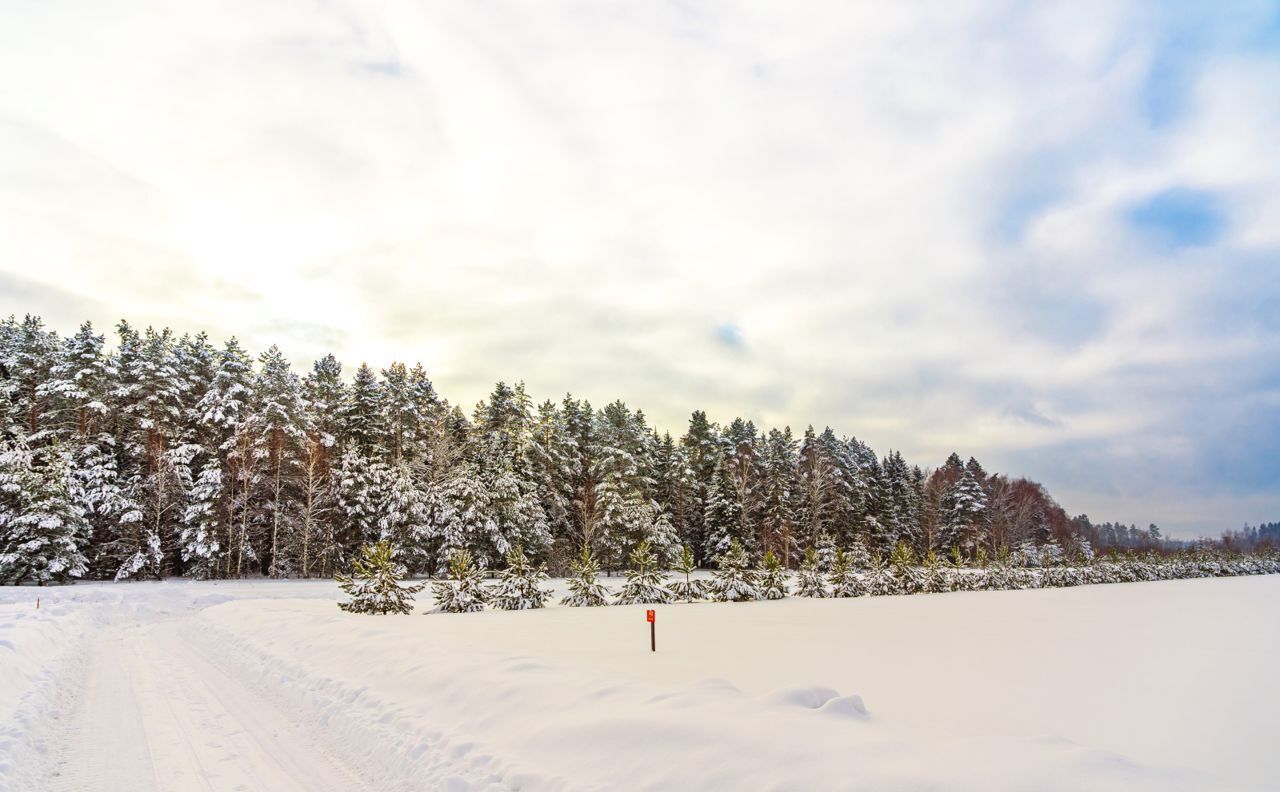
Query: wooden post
[[646, 609, 655, 652]]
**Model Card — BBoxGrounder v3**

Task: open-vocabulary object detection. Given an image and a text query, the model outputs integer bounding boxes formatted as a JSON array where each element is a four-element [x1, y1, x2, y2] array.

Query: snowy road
[[50, 620, 370, 792]]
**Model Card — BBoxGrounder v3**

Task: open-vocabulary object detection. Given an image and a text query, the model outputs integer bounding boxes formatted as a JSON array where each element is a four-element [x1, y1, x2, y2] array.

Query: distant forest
[[0, 314, 1268, 584]]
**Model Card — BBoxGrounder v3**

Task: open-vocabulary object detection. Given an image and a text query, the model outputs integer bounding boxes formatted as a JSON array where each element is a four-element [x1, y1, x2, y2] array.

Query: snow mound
[[763, 685, 841, 709]]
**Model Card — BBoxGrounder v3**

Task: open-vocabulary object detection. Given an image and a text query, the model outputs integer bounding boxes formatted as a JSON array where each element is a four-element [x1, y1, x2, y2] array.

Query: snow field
[[1, 575, 1276, 791]]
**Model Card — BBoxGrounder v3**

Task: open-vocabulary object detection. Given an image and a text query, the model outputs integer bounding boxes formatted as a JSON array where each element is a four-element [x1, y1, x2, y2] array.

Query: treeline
[[1222, 523, 1280, 553], [0, 314, 1250, 585]]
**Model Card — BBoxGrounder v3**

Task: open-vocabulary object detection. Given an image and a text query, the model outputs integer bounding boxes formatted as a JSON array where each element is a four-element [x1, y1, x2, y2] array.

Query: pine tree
[[615, 539, 674, 605], [431, 548, 488, 613], [865, 555, 896, 596], [561, 545, 612, 607], [704, 456, 749, 561], [180, 457, 225, 579], [921, 551, 949, 593], [341, 363, 385, 454], [759, 550, 789, 600], [795, 547, 829, 597], [680, 410, 720, 564], [829, 548, 866, 597], [710, 539, 760, 602], [491, 544, 551, 610], [760, 428, 799, 566], [336, 540, 424, 615], [378, 461, 431, 572], [255, 345, 307, 577], [890, 542, 923, 594], [0, 443, 89, 584], [940, 468, 987, 559], [668, 544, 707, 602]]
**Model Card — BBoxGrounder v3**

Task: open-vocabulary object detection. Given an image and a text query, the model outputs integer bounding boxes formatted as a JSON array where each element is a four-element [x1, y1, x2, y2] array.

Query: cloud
[[1, 1, 1278, 537]]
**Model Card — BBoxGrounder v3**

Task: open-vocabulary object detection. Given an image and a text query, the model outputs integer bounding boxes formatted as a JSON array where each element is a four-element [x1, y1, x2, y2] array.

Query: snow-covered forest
[[0, 314, 1267, 585]]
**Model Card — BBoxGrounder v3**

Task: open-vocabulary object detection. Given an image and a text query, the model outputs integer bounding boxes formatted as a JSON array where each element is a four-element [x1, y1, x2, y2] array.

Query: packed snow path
[[2, 575, 1277, 791], [49, 621, 370, 792]]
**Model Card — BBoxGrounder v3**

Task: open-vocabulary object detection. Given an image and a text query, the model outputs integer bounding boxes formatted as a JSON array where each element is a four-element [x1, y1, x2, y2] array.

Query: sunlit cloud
[[1, 0, 1277, 537]]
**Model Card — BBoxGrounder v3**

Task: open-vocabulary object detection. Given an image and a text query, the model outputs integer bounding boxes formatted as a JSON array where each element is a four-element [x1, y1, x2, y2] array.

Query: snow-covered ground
[[1, 575, 1276, 791]]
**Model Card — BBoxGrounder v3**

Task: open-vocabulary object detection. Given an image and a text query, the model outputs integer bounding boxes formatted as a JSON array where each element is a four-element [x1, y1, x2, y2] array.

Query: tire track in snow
[[50, 622, 371, 792]]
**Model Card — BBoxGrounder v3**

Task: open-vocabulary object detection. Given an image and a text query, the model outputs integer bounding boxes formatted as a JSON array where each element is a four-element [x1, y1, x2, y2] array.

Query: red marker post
[[646, 609, 656, 652]]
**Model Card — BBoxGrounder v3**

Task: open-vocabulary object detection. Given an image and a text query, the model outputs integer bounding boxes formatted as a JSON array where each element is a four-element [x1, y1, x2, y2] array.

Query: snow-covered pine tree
[[829, 548, 866, 597], [0, 444, 89, 584], [890, 542, 923, 594], [703, 455, 747, 563], [431, 548, 487, 613], [336, 447, 386, 550], [255, 344, 307, 577], [940, 468, 987, 559], [341, 363, 386, 455], [561, 545, 612, 606], [668, 544, 706, 602], [38, 321, 113, 440], [615, 539, 675, 605], [180, 457, 224, 579], [378, 461, 431, 572], [336, 540, 424, 615], [112, 326, 186, 580], [814, 530, 837, 572], [795, 547, 829, 597], [865, 555, 896, 596], [721, 417, 763, 560], [590, 401, 672, 570], [491, 544, 551, 610], [710, 538, 760, 602], [921, 551, 949, 593], [8, 315, 60, 440], [759, 549, 789, 600], [679, 410, 720, 565], [760, 428, 799, 567]]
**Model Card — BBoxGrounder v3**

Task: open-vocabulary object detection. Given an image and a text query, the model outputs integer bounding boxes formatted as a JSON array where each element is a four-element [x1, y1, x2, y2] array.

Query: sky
[[1, 1, 1278, 538]]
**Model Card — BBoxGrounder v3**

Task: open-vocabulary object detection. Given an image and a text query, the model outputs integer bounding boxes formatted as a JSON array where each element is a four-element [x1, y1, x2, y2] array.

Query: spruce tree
[[561, 545, 611, 607], [668, 545, 706, 602], [710, 539, 760, 601], [759, 550, 789, 600], [615, 539, 675, 605], [491, 544, 551, 610], [865, 555, 897, 596], [431, 548, 488, 613], [795, 547, 829, 597], [336, 540, 424, 615]]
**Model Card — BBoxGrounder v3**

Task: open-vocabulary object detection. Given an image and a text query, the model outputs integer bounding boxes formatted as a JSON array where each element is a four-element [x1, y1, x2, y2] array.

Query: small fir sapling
[[829, 548, 866, 597], [921, 551, 949, 593], [890, 542, 924, 595], [491, 543, 551, 610], [848, 538, 872, 570], [865, 554, 897, 597], [431, 548, 488, 613], [814, 530, 837, 572], [710, 539, 761, 602], [561, 545, 612, 607], [336, 540, 424, 615], [668, 545, 707, 603], [795, 547, 829, 598], [759, 550, 789, 600], [615, 539, 675, 605]]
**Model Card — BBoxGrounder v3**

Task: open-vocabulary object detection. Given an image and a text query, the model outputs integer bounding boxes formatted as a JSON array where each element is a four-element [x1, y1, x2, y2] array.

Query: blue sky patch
[[1127, 188, 1225, 248]]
